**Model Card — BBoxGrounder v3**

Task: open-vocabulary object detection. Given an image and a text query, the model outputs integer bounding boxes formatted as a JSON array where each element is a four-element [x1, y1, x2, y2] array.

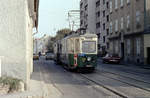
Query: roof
[[28, 0, 39, 28]]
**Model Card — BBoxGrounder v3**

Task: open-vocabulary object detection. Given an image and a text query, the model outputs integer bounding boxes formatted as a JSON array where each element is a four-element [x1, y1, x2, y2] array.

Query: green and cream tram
[[54, 31, 98, 72]]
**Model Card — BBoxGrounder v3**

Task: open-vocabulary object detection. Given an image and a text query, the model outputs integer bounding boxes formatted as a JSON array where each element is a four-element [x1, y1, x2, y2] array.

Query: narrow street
[[32, 57, 150, 98]]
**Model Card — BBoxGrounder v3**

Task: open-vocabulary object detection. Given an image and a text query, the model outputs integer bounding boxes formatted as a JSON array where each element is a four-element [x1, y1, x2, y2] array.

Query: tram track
[[98, 64, 150, 76], [98, 60, 150, 76], [62, 65, 150, 97], [39, 59, 150, 98], [97, 69, 150, 84], [79, 73, 128, 98], [95, 69, 150, 92]]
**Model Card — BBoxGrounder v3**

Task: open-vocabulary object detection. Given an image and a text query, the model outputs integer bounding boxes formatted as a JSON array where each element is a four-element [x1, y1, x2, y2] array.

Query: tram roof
[[64, 33, 97, 39], [80, 33, 97, 38]]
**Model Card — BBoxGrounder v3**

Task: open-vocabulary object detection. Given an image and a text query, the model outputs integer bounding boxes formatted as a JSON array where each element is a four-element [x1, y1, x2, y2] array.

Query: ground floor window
[[136, 38, 141, 55], [115, 40, 119, 54], [127, 39, 131, 55]]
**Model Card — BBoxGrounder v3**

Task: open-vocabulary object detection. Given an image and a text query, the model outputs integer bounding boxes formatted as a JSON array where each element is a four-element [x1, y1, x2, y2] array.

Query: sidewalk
[[0, 79, 46, 98]]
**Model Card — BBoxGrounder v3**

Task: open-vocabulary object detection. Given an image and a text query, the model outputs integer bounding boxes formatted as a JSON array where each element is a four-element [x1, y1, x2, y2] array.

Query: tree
[[45, 28, 72, 52], [55, 28, 71, 41], [45, 36, 54, 52]]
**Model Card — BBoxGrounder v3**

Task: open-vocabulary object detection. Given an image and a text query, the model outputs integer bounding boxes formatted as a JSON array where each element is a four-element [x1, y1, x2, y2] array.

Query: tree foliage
[[45, 28, 71, 52], [45, 36, 54, 52], [54, 28, 71, 41]]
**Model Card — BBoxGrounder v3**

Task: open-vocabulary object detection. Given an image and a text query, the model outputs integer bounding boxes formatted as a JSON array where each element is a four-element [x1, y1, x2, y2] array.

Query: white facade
[[33, 35, 49, 54], [0, 0, 39, 89]]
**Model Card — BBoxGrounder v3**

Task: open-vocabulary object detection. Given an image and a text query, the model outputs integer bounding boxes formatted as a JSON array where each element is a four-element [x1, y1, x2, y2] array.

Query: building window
[[103, 10, 105, 17], [115, 0, 118, 10], [115, 41, 119, 54], [107, 42, 109, 49], [106, 15, 109, 22], [110, 22, 113, 33], [120, 0, 124, 7], [106, 28, 109, 35], [85, 5, 88, 11], [127, 39, 131, 55], [96, 22, 100, 29], [121, 17, 124, 30], [103, 0, 105, 4], [106, 2, 109, 9], [80, 3, 83, 8], [96, 0, 100, 7], [80, 11, 83, 16], [136, 11, 140, 23], [85, 24, 88, 29], [103, 23, 105, 30], [96, 11, 100, 18], [115, 19, 118, 32], [127, 15, 130, 29], [103, 36, 105, 43], [136, 38, 141, 55], [110, 1, 112, 13], [97, 33, 100, 39], [81, 20, 83, 25], [98, 44, 101, 50]]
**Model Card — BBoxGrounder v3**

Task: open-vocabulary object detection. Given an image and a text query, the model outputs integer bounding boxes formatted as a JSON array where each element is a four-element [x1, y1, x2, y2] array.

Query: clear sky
[[36, 0, 80, 38]]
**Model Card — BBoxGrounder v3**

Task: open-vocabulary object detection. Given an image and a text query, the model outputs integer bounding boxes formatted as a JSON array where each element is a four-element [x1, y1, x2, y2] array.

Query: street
[[32, 56, 150, 98]]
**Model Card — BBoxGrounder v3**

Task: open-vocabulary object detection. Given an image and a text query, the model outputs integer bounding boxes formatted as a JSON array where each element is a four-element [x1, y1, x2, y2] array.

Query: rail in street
[[96, 70, 150, 91], [79, 74, 128, 98], [80, 71, 150, 98], [33, 57, 150, 98]]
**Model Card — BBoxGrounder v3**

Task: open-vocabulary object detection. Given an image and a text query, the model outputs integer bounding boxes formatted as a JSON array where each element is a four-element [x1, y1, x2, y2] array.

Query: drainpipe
[[0, 56, 4, 77], [144, 0, 146, 31]]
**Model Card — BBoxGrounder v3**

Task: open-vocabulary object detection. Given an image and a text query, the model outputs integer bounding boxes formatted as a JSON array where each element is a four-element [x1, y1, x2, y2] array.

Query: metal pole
[[0, 58, 1, 77]]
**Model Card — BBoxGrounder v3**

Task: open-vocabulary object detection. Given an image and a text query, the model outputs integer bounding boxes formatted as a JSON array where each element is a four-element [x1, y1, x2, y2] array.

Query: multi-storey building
[[109, 0, 150, 65], [95, 0, 110, 55], [80, 0, 150, 65], [80, 0, 96, 33]]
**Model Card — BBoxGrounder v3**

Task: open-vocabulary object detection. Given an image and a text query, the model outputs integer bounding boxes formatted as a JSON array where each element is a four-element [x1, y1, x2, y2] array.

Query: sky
[[36, 0, 80, 38]]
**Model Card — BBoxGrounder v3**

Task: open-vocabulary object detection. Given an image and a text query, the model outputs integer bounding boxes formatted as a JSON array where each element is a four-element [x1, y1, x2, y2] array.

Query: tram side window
[[68, 39, 74, 53], [75, 39, 80, 53]]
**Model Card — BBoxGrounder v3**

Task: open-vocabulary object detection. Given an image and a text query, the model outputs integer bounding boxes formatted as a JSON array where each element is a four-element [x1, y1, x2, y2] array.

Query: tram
[[54, 29, 98, 72]]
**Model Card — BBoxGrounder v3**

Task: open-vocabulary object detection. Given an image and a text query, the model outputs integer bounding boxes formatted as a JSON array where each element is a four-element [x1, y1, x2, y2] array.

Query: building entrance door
[[147, 47, 150, 65], [121, 43, 124, 59]]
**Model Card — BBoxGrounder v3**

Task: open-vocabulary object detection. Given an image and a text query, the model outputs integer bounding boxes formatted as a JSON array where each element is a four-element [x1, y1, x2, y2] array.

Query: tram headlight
[[87, 57, 91, 61]]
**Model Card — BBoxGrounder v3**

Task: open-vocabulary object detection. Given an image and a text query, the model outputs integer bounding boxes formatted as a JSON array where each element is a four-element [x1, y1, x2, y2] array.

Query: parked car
[[33, 54, 39, 60], [102, 53, 121, 64], [45, 52, 54, 60]]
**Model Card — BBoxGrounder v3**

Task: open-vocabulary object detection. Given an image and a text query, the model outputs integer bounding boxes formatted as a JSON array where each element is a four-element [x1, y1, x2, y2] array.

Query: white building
[[33, 35, 49, 54], [0, 0, 39, 89]]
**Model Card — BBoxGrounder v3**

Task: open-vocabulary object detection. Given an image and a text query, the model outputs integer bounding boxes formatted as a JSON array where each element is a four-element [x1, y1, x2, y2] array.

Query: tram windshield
[[82, 41, 96, 53]]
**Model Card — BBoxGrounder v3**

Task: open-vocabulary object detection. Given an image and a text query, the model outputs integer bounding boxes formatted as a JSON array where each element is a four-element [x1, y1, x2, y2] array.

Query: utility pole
[[67, 10, 80, 31]]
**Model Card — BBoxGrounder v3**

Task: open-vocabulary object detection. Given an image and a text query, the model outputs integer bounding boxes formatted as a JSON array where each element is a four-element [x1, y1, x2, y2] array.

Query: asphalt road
[[32, 56, 150, 98]]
